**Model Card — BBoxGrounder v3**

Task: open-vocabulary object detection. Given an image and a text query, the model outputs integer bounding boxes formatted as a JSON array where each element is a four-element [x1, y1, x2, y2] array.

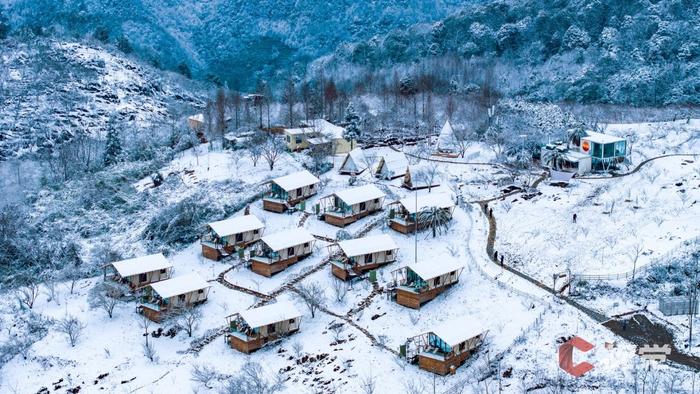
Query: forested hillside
[[327, 0, 700, 105], [3, 0, 467, 89]]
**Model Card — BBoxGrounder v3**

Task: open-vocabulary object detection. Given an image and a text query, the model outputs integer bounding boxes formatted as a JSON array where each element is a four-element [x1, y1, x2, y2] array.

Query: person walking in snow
[[573, 213, 577, 223], [500, 255, 504, 266], [494, 250, 498, 261]]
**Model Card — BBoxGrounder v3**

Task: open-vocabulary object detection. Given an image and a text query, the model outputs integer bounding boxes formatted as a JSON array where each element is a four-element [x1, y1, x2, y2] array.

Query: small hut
[[284, 119, 352, 154], [389, 193, 455, 234], [250, 229, 316, 277], [339, 148, 367, 175], [659, 296, 698, 316], [318, 184, 385, 227], [201, 215, 265, 261], [392, 259, 463, 309], [374, 154, 408, 180], [187, 114, 204, 131], [138, 273, 211, 322], [405, 319, 487, 375], [104, 253, 173, 289], [580, 131, 627, 170], [226, 301, 302, 353], [330, 234, 399, 280], [433, 120, 458, 158], [403, 164, 441, 190], [263, 170, 321, 213]]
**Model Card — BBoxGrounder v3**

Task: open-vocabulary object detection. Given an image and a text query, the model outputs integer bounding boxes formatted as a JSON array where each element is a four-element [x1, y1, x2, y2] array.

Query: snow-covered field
[[1, 124, 698, 393]]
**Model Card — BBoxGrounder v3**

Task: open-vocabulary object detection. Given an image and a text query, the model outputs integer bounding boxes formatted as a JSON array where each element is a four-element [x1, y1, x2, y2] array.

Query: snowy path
[[578, 153, 698, 180]]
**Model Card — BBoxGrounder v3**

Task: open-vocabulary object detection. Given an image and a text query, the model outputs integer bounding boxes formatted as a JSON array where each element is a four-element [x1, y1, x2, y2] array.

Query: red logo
[[558, 336, 595, 377], [581, 140, 590, 152]]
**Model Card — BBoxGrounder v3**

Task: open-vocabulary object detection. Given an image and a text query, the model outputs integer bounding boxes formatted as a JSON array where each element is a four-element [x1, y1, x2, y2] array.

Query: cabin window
[[366, 253, 373, 263], [160, 269, 167, 274], [289, 319, 295, 324], [235, 233, 243, 242], [359, 202, 366, 211], [386, 250, 393, 256], [296, 187, 302, 196], [268, 324, 276, 334], [178, 294, 186, 302], [373, 198, 379, 204], [287, 247, 295, 256], [303, 243, 310, 248], [139, 273, 147, 283], [253, 229, 259, 235], [197, 289, 204, 294], [459, 342, 465, 351], [434, 276, 441, 286], [295, 136, 302, 144]]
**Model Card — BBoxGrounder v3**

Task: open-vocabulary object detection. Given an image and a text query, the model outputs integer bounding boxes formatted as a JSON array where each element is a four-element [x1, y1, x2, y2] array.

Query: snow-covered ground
[[1, 125, 698, 393]]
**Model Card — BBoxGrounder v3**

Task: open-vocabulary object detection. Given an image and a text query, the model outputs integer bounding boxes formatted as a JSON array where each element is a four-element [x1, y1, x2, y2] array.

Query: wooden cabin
[[338, 148, 367, 175], [389, 193, 455, 234], [330, 234, 398, 280], [392, 259, 463, 309], [250, 229, 316, 277], [138, 273, 211, 322], [433, 120, 459, 158], [201, 215, 265, 261], [263, 170, 320, 213], [285, 119, 353, 154], [405, 320, 487, 375], [403, 164, 441, 190], [374, 154, 408, 180], [226, 301, 302, 353], [318, 184, 385, 227], [104, 253, 173, 289]]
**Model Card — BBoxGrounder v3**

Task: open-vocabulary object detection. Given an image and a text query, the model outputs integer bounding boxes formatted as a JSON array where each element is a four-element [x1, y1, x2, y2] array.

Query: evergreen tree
[[103, 126, 122, 166], [343, 102, 361, 149]]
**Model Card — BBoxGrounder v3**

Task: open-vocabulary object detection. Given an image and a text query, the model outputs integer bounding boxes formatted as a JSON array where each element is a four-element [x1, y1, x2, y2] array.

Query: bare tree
[[191, 363, 222, 389], [261, 134, 286, 171], [57, 315, 86, 347], [222, 361, 284, 394], [16, 282, 40, 310], [178, 306, 203, 337], [215, 88, 227, 143], [43, 276, 60, 306], [88, 281, 128, 318], [359, 370, 378, 394], [626, 241, 644, 281], [142, 336, 158, 362], [282, 75, 297, 127], [331, 278, 348, 303], [291, 340, 304, 358], [294, 283, 326, 318], [329, 322, 346, 342]]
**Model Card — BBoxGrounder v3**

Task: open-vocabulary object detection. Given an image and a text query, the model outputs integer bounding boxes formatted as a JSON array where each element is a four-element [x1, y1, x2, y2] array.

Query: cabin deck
[[228, 329, 299, 354], [331, 260, 391, 280], [250, 253, 310, 277], [395, 283, 454, 309], [417, 349, 471, 375], [323, 208, 380, 227]]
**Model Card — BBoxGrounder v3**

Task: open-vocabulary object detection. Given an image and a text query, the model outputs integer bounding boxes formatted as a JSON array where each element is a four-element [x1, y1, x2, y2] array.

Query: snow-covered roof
[[307, 136, 331, 144], [285, 119, 345, 139], [435, 120, 455, 149], [431, 318, 486, 347], [188, 114, 204, 122], [239, 301, 301, 329], [408, 258, 463, 280], [397, 192, 455, 214], [272, 170, 320, 191], [334, 184, 385, 206], [375, 153, 408, 175], [209, 215, 264, 237], [583, 131, 625, 144], [337, 234, 398, 257], [150, 273, 210, 299], [340, 148, 366, 172], [311, 119, 345, 139], [111, 253, 172, 277], [261, 228, 315, 252]]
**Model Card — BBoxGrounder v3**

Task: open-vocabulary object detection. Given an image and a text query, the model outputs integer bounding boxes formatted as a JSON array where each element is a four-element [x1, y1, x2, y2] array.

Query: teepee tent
[[339, 148, 367, 175], [434, 120, 457, 156]]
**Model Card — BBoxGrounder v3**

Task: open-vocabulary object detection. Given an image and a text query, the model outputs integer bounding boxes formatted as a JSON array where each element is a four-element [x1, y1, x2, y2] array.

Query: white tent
[[374, 153, 408, 180], [208, 215, 264, 237], [435, 120, 456, 153], [150, 273, 210, 299], [111, 253, 172, 278], [334, 184, 385, 206], [239, 301, 302, 329], [431, 318, 487, 348], [337, 234, 398, 258], [260, 228, 315, 252], [339, 148, 366, 174], [271, 170, 320, 192]]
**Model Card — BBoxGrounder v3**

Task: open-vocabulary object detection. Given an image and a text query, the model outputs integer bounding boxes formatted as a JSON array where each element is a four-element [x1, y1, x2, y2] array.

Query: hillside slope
[[5, 0, 469, 89], [0, 39, 204, 160]]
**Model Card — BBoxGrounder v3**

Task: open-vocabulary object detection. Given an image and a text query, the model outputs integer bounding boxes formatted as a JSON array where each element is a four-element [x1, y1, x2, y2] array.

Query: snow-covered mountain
[[0, 39, 205, 160]]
